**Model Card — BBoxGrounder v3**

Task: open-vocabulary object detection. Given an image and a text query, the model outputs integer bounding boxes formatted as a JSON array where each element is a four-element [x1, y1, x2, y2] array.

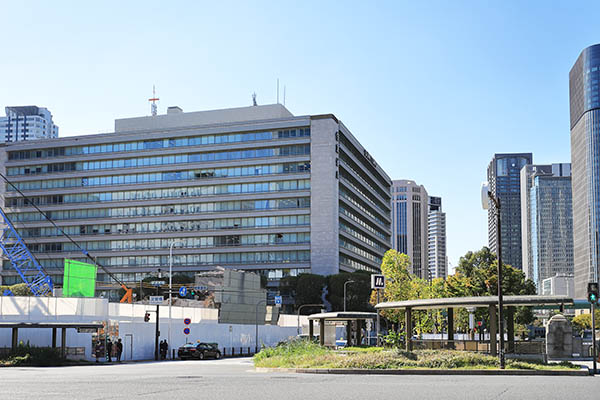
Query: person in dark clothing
[[116, 338, 123, 362], [162, 340, 168, 360], [106, 339, 113, 362], [95, 340, 104, 363]]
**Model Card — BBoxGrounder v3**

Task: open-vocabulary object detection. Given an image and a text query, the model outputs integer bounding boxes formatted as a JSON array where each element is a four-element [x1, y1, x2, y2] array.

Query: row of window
[[339, 222, 388, 253], [339, 166, 388, 214], [339, 254, 378, 273], [7, 145, 311, 177], [27, 233, 311, 253], [339, 238, 382, 264], [7, 178, 310, 208], [7, 128, 311, 160], [339, 187, 389, 228], [338, 133, 388, 190], [339, 152, 390, 201], [29, 250, 312, 270], [339, 205, 388, 241]]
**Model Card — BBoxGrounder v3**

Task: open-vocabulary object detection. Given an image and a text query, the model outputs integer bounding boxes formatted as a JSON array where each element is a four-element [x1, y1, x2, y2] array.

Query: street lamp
[[297, 303, 324, 335], [168, 239, 184, 360], [255, 299, 267, 353], [481, 182, 505, 369], [344, 280, 355, 312]]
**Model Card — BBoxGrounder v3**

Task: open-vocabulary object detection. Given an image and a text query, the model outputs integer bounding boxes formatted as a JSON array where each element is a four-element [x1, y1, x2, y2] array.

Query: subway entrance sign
[[63, 259, 97, 298]]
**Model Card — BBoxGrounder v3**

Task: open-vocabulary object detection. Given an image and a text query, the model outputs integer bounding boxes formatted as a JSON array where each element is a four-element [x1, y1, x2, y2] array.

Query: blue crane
[[0, 207, 53, 296]]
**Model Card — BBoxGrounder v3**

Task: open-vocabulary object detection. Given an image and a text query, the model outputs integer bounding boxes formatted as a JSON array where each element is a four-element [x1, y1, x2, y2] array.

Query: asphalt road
[[2, 358, 600, 400]]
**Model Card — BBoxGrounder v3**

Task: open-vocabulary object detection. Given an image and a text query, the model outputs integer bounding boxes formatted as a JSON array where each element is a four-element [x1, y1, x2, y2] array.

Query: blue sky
[[1, 1, 598, 271]]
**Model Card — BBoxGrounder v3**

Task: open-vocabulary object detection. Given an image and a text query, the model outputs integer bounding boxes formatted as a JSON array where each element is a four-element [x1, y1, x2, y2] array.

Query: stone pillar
[[405, 308, 412, 351], [489, 305, 497, 356], [447, 308, 454, 349], [52, 328, 57, 348], [61, 328, 66, 358], [309, 320, 314, 340], [546, 314, 573, 359], [319, 318, 325, 346], [506, 307, 515, 353], [11, 328, 18, 351]]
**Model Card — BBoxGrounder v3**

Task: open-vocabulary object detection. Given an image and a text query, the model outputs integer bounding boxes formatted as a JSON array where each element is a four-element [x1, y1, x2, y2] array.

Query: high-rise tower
[[570, 44, 600, 298]]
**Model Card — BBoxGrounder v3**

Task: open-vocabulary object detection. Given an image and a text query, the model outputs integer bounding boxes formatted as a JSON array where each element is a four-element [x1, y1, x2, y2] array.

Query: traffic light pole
[[154, 304, 160, 361], [488, 192, 505, 369], [593, 302, 597, 375], [376, 289, 381, 346]]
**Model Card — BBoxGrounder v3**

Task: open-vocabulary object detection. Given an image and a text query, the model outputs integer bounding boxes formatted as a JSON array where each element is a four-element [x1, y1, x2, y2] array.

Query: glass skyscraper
[[487, 153, 532, 271], [570, 43, 600, 297], [528, 167, 573, 291], [0, 104, 392, 293]]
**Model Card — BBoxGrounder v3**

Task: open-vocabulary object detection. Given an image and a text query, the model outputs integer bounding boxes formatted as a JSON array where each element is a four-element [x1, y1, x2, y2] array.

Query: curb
[[255, 367, 590, 376]]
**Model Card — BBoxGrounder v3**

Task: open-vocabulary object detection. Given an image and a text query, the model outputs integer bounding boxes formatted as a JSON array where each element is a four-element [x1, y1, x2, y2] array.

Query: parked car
[[178, 342, 222, 360]]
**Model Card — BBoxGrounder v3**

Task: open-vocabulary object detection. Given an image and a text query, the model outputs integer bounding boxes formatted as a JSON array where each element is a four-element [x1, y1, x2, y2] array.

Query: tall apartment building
[[0, 104, 392, 290], [570, 43, 600, 298], [527, 164, 573, 291], [391, 180, 428, 279], [487, 153, 532, 270], [1, 106, 59, 142], [427, 196, 447, 280]]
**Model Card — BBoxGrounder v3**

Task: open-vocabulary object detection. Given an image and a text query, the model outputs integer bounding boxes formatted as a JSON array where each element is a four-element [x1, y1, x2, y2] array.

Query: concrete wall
[[0, 297, 300, 361]]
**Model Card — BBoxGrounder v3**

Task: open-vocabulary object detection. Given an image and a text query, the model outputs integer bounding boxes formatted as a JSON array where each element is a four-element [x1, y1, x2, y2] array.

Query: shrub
[[4, 342, 65, 367]]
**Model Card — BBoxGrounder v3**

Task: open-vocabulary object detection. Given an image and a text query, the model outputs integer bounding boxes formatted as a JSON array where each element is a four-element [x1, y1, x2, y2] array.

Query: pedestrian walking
[[95, 340, 104, 363], [106, 339, 113, 362], [116, 338, 123, 362], [162, 340, 168, 360]]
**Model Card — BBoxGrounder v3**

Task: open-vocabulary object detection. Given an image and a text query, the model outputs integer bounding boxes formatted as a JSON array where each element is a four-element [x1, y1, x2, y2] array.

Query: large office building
[[0, 104, 392, 290], [526, 164, 573, 291], [391, 180, 428, 279], [1, 106, 59, 142], [570, 43, 600, 298], [427, 196, 447, 280], [487, 153, 532, 270]]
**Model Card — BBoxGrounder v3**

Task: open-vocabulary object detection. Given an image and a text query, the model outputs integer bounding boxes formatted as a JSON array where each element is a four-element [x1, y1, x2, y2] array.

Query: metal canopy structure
[[374, 295, 574, 356], [375, 295, 573, 311], [307, 311, 377, 346], [1, 322, 103, 357]]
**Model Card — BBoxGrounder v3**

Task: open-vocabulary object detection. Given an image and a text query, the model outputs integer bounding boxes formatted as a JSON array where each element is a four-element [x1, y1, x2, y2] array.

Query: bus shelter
[[375, 295, 572, 355], [307, 312, 377, 346]]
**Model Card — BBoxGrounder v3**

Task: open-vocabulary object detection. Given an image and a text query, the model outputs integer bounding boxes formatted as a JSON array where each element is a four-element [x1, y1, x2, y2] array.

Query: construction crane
[[0, 207, 53, 296], [0, 174, 133, 303]]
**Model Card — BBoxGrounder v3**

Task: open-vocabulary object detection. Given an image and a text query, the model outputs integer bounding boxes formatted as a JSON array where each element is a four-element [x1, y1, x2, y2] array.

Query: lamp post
[[297, 304, 324, 335], [168, 239, 183, 359], [481, 182, 505, 369], [255, 299, 267, 353], [343, 280, 355, 312]]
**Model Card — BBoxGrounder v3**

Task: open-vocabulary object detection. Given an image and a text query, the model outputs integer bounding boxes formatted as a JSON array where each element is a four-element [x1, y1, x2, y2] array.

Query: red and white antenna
[[148, 85, 159, 116]]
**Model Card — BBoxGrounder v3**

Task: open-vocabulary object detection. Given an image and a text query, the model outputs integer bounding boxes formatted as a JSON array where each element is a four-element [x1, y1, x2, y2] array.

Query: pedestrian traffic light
[[144, 312, 150, 322], [588, 282, 599, 304]]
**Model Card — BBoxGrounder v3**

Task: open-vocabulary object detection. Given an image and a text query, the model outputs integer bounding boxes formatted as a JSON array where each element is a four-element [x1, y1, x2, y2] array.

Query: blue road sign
[[179, 286, 187, 297], [183, 327, 190, 335], [274, 296, 282, 307]]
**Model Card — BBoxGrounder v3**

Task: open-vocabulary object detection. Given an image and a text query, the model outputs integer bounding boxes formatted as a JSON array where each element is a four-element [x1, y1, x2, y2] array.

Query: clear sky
[[1, 1, 599, 272]]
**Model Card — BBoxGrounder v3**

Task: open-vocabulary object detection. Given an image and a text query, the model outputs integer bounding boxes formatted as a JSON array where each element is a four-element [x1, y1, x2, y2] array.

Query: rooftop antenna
[[148, 85, 159, 116], [277, 78, 279, 104], [252, 92, 257, 106], [283, 85, 286, 106]]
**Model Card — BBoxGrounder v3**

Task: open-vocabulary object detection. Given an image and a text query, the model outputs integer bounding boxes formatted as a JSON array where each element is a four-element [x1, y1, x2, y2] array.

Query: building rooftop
[[115, 103, 294, 132]]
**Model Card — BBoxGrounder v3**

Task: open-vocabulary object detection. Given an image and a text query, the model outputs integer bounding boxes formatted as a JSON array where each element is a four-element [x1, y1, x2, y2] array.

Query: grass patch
[[0, 343, 88, 367], [253, 341, 580, 371]]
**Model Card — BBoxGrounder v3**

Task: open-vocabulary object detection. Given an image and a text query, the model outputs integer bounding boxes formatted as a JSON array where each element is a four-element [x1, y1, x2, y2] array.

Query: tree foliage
[[326, 271, 372, 311]]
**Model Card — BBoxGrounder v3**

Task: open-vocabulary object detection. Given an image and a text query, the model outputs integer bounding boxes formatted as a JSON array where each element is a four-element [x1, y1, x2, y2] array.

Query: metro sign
[[371, 274, 385, 289]]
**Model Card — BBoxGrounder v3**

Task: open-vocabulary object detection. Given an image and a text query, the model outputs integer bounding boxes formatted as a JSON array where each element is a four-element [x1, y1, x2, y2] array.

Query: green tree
[[326, 271, 372, 311], [280, 273, 326, 313], [0, 283, 33, 296], [370, 250, 414, 323]]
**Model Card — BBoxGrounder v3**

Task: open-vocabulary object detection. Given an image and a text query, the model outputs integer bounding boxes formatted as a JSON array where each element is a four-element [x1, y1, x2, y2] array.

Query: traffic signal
[[190, 289, 196, 298], [144, 312, 150, 322], [588, 282, 599, 304]]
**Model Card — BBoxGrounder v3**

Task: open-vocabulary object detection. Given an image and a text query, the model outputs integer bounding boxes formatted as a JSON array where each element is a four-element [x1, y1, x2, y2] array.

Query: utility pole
[[489, 192, 505, 369], [154, 304, 160, 361]]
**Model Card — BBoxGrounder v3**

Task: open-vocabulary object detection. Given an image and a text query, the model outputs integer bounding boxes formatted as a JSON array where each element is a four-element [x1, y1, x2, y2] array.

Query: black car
[[178, 342, 221, 360]]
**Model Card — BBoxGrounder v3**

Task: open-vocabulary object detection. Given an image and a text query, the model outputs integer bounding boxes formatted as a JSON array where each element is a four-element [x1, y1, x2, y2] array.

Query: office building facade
[[391, 180, 428, 279], [1, 106, 59, 142], [528, 165, 573, 291], [427, 196, 447, 280], [0, 104, 392, 289], [570, 43, 600, 298], [487, 153, 532, 270]]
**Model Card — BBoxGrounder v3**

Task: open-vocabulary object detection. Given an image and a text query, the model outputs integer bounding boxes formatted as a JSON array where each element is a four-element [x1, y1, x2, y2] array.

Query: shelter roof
[[307, 311, 378, 321], [375, 295, 573, 310]]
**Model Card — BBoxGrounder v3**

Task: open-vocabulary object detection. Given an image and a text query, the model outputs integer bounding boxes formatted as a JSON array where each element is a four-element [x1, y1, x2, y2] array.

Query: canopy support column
[[447, 307, 454, 349], [489, 305, 497, 356], [405, 307, 412, 351]]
